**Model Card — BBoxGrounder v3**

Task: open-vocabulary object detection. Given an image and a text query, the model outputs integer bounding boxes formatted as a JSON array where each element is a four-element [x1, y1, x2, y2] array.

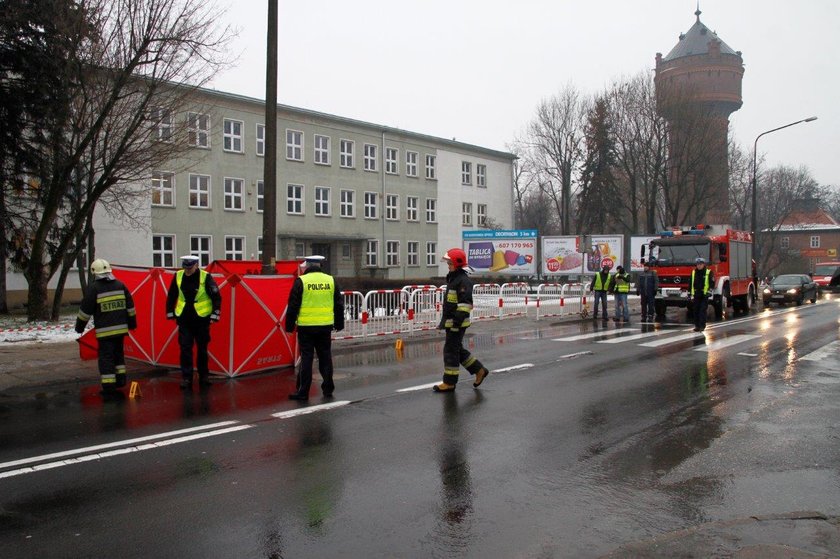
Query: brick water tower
[[655, 7, 744, 225]]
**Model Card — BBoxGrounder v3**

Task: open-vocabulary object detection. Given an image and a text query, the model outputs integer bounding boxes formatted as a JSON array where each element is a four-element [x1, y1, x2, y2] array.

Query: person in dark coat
[[166, 255, 222, 389], [690, 257, 714, 332], [284, 255, 345, 401], [636, 261, 659, 322], [75, 259, 137, 395]]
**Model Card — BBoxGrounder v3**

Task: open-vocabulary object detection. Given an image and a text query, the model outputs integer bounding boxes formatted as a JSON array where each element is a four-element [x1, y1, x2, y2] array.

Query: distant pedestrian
[[637, 261, 659, 322], [588, 263, 612, 321], [690, 257, 714, 332], [75, 259, 137, 395], [611, 265, 631, 323], [433, 248, 489, 392], [166, 255, 222, 389], [284, 255, 344, 401]]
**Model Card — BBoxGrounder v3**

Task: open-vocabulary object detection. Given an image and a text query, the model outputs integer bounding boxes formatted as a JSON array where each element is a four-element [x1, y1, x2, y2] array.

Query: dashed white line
[[738, 352, 758, 357], [271, 401, 351, 418], [556, 351, 593, 360], [799, 341, 840, 362], [397, 382, 440, 393], [494, 363, 535, 372]]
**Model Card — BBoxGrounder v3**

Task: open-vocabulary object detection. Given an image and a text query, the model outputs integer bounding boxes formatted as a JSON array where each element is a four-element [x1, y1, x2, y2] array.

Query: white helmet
[[90, 259, 112, 275]]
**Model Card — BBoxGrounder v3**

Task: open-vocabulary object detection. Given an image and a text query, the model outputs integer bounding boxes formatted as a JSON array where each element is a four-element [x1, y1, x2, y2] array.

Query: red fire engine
[[642, 225, 757, 320]]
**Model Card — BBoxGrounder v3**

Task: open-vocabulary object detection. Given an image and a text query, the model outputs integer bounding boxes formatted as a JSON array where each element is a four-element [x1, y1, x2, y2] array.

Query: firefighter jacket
[[75, 277, 137, 338], [589, 271, 612, 292], [166, 269, 222, 324], [611, 271, 631, 293], [284, 268, 345, 332], [636, 270, 659, 297], [690, 268, 714, 297], [438, 268, 473, 331]]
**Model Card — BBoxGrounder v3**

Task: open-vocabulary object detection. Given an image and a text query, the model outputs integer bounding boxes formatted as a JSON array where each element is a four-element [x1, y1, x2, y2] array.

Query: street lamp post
[[750, 116, 818, 275]]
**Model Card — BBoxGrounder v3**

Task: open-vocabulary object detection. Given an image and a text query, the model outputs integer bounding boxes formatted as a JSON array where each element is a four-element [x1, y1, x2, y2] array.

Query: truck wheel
[[714, 288, 730, 321]]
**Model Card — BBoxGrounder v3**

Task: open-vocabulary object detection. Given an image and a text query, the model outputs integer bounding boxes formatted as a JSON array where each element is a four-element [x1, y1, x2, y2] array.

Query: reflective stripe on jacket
[[297, 272, 335, 326], [175, 269, 212, 317], [592, 272, 611, 292], [690, 268, 712, 296], [613, 272, 631, 293]]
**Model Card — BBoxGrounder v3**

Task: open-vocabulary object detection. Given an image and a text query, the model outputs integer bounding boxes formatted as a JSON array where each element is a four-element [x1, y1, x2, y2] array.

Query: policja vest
[[175, 269, 213, 317], [690, 268, 712, 296], [297, 271, 335, 326]]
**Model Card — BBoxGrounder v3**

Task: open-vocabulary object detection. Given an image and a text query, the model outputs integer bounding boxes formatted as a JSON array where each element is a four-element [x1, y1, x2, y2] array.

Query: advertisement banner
[[584, 235, 624, 273], [541, 236, 585, 275], [630, 236, 659, 272], [463, 230, 537, 275]]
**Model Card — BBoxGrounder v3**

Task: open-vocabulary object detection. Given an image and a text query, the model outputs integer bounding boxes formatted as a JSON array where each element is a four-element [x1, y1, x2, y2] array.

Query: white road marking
[[494, 363, 535, 372], [270, 401, 351, 418], [694, 334, 761, 352], [397, 364, 535, 393], [598, 329, 687, 344], [556, 351, 593, 360], [799, 341, 840, 361], [738, 352, 758, 357], [553, 329, 640, 342], [397, 382, 440, 393], [0, 424, 254, 480], [639, 331, 706, 347], [0, 420, 240, 471]]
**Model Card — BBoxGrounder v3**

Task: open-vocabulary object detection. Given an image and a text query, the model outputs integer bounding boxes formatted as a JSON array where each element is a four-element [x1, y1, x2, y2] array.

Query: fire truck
[[641, 225, 756, 321]]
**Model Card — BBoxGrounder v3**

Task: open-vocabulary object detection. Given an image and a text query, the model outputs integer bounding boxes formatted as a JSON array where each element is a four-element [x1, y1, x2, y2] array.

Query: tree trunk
[[26, 269, 50, 321]]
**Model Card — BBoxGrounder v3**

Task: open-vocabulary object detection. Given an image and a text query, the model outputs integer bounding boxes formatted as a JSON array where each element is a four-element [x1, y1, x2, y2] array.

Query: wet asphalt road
[[1, 298, 840, 558]]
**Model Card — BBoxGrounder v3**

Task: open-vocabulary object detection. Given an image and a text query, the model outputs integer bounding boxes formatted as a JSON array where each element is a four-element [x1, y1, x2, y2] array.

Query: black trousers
[[640, 294, 656, 319], [178, 319, 211, 378], [296, 327, 334, 396], [98, 335, 127, 390], [442, 327, 484, 385], [693, 295, 709, 330]]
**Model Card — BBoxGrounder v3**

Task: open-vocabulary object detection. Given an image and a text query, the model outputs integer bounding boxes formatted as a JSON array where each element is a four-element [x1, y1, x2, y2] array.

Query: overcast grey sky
[[210, 0, 838, 187]]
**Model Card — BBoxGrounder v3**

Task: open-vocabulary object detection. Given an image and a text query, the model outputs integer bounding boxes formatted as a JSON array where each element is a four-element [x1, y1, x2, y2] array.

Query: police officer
[[690, 257, 714, 331], [166, 255, 222, 389], [637, 260, 659, 322], [433, 248, 489, 392], [611, 265, 631, 323], [75, 259, 137, 395], [285, 255, 345, 401], [588, 263, 612, 320]]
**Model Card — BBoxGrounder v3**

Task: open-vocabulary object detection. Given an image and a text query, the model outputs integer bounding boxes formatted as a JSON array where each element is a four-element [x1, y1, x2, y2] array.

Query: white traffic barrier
[[561, 283, 586, 315], [407, 286, 444, 333], [362, 289, 410, 337], [499, 282, 530, 318], [536, 283, 564, 320], [471, 283, 502, 321], [334, 291, 366, 340]]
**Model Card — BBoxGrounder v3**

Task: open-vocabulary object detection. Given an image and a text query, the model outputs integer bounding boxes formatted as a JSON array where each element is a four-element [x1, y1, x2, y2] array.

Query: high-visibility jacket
[[75, 278, 137, 338], [175, 269, 213, 317], [591, 271, 612, 292], [690, 268, 712, 296], [297, 272, 335, 326], [612, 271, 631, 293], [438, 268, 473, 331]]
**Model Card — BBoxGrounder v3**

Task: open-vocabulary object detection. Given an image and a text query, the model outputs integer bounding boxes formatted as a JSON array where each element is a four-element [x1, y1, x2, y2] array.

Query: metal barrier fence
[[471, 283, 503, 322], [561, 283, 587, 316], [363, 289, 410, 337], [535, 283, 564, 319], [337, 291, 366, 339], [406, 286, 444, 333], [499, 282, 530, 318]]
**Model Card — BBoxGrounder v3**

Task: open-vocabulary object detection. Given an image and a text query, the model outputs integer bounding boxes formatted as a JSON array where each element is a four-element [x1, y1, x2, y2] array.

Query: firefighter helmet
[[90, 259, 112, 275], [442, 248, 467, 268]]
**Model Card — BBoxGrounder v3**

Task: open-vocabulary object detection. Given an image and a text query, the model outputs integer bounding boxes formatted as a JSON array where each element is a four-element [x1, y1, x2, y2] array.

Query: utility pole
[[261, 0, 278, 274]]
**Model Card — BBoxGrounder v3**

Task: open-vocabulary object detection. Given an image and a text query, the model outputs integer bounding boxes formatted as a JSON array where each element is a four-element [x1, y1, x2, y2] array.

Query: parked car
[[812, 261, 840, 292], [762, 274, 818, 306]]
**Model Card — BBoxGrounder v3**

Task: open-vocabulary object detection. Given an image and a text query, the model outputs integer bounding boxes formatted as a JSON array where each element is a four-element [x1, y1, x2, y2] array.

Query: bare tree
[[5, 0, 234, 320], [727, 137, 754, 231]]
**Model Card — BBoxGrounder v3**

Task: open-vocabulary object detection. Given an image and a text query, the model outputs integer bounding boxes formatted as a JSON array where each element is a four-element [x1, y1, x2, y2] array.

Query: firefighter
[[75, 259, 137, 395], [433, 248, 490, 392], [637, 260, 659, 322], [690, 257, 714, 331], [611, 265, 631, 323], [284, 255, 345, 401], [166, 255, 222, 389], [588, 263, 612, 320]]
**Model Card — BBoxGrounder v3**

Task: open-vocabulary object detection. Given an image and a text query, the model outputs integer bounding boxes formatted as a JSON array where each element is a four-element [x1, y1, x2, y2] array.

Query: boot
[[473, 368, 490, 387], [432, 383, 456, 392]]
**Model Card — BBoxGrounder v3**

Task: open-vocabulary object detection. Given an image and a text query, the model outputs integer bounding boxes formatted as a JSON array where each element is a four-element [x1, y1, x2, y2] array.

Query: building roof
[[768, 207, 840, 232], [663, 9, 738, 62]]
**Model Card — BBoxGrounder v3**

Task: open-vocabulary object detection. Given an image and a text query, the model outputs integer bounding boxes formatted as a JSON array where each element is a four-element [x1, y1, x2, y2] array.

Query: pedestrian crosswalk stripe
[[271, 401, 351, 419], [598, 328, 691, 344], [799, 340, 840, 361], [553, 329, 640, 342], [694, 334, 761, 352], [639, 331, 706, 347]]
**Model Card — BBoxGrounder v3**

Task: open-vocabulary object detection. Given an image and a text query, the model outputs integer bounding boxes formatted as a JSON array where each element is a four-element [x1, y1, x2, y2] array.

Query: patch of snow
[[0, 315, 83, 345]]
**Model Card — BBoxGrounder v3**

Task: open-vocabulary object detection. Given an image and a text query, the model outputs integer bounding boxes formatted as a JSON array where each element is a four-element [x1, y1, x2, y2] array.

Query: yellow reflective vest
[[175, 269, 213, 317], [690, 268, 712, 296], [297, 272, 335, 326]]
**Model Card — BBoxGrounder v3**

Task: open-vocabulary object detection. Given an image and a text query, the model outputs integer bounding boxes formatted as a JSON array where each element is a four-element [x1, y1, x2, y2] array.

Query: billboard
[[542, 235, 624, 275], [463, 230, 537, 275], [630, 236, 659, 272]]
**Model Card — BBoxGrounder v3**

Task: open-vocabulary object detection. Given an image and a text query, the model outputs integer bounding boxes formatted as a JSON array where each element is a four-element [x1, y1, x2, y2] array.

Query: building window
[[425, 154, 436, 180], [810, 235, 821, 248], [340, 189, 355, 218], [152, 235, 175, 268], [426, 241, 437, 266], [189, 174, 210, 208], [314, 134, 330, 165], [364, 191, 378, 219], [223, 119, 243, 153], [364, 143, 378, 172], [462, 202, 472, 226], [225, 236, 245, 260], [385, 147, 398, 175], [295, 242, 305, 258], [461, 161, 472, 185], [341, 242, 351, 260], [256, 124, 265, 156], [426, 198, 437, 223], [190, 235, 212, 267], [257, 236, 263, 261], [780, 236, 789, 249], [315, 186, 331, 216], [340, 139, 354, 168], [476, 164, 486, 187], [366, 240, 379, 267], [406, 196, 418, 222], [385, 194, 399, 221], [386, 240, 400, 267], [287, 184, 304, 215], [151, 108, 172, 142], [286, 129, 303, 161], [406, 151, 418, 177], [223, 178, 244, 211], [256, 180, 264, 213], [477, 203, 487, 226], [151, 171, 174, 207], [407, 241, 419, 266], [187, 112, 210, 148]]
